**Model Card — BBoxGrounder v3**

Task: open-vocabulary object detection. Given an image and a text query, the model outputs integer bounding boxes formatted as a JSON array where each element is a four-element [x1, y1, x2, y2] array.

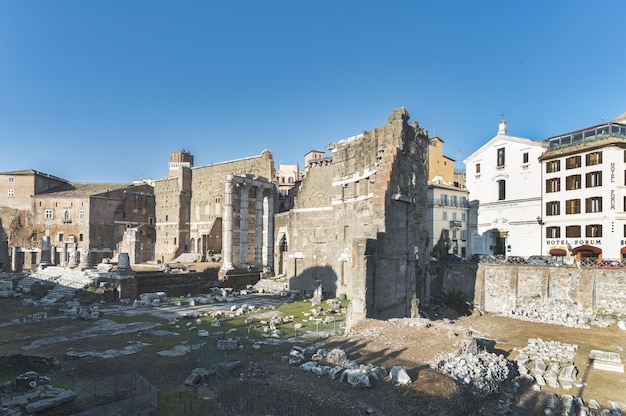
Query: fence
[[72, 372, 158, 415]]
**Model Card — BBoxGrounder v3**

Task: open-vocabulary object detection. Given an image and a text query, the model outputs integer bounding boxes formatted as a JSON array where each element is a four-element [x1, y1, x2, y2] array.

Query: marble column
[[254, 187, 264, 268], [263, 189, 275, 269], [11, 246, 18, 272], [221, 180, 234, 271], [239, 185, 249, 266]]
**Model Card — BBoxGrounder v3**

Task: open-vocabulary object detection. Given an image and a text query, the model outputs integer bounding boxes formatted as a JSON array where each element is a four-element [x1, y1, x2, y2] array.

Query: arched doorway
[[571, 245, 601, 262]]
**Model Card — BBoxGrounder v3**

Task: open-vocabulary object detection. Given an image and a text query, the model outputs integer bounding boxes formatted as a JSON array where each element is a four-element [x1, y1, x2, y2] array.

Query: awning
[[549, 248, 567, 256], [571, 245, 602, 255]]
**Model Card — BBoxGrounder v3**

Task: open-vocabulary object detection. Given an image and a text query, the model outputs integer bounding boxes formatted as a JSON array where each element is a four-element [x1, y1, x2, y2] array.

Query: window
[[8, 176, 14, 183], [586, 171, 602, 188], [497, 148, 505, 167], [565, 175, 581, 190], [79, 210, 86, 219], [452, 212, 457, 221], [585, 197, 602, 213], [79, 234, 83, 242], [566, 156, 581, 169], [58, 233, 64, 242], [566, 225, 581, 237], [442, 211, 448, 220], [44, 209, 53, 220], [586, 224, 602, 237], [497, 180, 506, 200], [546, 178, 560, 193], [451, 195, 458, 206], [546, 226, 560, 238], [7, 189, 14, 198], [149, 217, 154, 225], [546, 160, 560, 173], [460, 230, 467, 240], [63, 209, 71, 223], [522, 152, 529, 164], [475, 163, 481, 174], [565, 199, 581, 214], [585, 151, 602, 166], [461, 212, 467, 222], [546, 201, 560, 216]]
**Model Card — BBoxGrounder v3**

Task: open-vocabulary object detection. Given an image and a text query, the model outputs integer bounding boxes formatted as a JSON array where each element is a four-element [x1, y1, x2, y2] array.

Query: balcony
[[450, 220, 462, 229]]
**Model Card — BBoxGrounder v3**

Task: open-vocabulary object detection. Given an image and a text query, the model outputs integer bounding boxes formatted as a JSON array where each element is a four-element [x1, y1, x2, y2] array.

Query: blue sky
[[1, 1, 625, 182]]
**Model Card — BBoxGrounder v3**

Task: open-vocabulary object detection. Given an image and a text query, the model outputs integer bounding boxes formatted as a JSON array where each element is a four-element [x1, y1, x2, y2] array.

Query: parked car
[[471, 254, 504, 264], [506, 256, 528, 264], [438, 253, 467, 263], [527, 255, 563, 266], [597, 260, 626, 268]]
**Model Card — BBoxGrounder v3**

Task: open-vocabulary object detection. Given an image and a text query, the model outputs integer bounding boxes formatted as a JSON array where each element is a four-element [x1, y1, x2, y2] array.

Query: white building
[[463, 120, 547, 257], [539, 114, 626, 262]]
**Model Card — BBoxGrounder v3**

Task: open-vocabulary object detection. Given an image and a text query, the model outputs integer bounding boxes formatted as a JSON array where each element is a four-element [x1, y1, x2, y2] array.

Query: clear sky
[[1, 1, 625, 182]]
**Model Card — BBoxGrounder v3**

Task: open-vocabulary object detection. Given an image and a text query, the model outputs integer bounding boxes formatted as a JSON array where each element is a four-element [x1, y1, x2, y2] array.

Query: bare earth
[[1, 296, 625, 415]]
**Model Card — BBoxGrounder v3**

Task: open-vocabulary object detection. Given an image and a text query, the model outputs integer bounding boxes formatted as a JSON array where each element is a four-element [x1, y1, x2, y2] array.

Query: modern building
[[426, 137, 469, 258], [538, 113, 626, 262], [463, 119, 547, 257]]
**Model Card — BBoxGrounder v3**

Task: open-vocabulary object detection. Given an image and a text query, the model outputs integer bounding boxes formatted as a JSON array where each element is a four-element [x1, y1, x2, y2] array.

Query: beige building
[[275, 164, 300, 212], [153, 149, 277, 270], [426, 138, 469, 258], [275, 108, 431, 325], [0, 168, 155, 271]]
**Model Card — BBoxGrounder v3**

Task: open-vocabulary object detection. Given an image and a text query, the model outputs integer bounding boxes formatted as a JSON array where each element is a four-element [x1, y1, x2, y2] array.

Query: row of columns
[[221, 175, 275, 272]]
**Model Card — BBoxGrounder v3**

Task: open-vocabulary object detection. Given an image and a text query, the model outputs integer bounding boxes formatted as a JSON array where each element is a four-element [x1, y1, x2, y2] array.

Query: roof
[[0, 169, 69, 183], [35, 182, 138, 198], [463, 121, 545, 164]]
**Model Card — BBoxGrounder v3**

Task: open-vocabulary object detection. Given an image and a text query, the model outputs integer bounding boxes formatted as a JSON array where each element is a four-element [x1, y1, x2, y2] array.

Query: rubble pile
[[285, 346, 411, 389], [433, 339, 510, 397], [0, 371, 77, 415], [513, 338, 579, 390]]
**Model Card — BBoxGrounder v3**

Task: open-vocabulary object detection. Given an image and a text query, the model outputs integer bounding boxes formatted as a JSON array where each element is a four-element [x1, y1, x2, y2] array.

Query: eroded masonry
[[275, 108, 431, 324]]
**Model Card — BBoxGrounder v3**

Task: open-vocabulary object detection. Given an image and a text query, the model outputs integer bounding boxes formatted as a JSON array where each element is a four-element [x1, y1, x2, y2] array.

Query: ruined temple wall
[[472, 264, 626, 316], [154, 176, 185, 263], [281, 109, 430, 324], [190, 150, 275, 259]]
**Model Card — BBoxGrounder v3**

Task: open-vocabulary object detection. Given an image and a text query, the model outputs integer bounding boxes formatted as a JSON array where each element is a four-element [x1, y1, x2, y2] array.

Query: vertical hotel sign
[[611, 162, 616, 210]]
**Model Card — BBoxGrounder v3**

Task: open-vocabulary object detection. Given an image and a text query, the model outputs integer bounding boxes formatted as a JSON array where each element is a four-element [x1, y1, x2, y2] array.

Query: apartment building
[[426, 137, 469, 258], [539, 114, 626, 261], [463, 120, 547, 257]]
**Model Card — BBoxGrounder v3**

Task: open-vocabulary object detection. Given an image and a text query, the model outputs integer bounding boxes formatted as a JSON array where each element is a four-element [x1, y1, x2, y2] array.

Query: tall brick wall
[[154, 150, 275, 264], [279, 109, 431, 326]]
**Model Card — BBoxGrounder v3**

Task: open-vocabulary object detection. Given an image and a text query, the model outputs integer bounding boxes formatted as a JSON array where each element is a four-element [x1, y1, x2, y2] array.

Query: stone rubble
[[433, 338, 510, 398], [512, 338, 624, 416], [0, 371, 77, 415], [287, 347, 411, 390]]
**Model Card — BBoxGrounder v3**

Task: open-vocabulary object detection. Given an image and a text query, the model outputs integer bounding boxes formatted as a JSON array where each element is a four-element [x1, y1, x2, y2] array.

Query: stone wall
[[472, 264, 626, 317], [278, 109, 431, 326], [153, 150, 275, 264]]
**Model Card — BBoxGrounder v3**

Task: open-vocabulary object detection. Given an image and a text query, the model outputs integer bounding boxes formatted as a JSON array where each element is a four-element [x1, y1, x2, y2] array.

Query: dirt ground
[[1, 295, 625, 415]]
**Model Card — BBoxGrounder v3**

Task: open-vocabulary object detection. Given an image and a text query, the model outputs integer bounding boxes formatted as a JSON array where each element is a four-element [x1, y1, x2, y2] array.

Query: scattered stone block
[[390, 366, 411, 385], [326, 348, 348, 366], [340, 369, 371, 388], [590, 350, 624, 373]]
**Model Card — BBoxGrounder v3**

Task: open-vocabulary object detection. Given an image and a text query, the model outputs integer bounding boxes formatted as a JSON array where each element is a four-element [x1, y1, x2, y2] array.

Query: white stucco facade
[[463, 120, 547, 257], [539, 119, 626, 261]]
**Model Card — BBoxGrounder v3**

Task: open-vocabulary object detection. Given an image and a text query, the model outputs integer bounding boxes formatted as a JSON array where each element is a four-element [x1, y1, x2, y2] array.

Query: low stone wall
[[473, 264, 626, 317]]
